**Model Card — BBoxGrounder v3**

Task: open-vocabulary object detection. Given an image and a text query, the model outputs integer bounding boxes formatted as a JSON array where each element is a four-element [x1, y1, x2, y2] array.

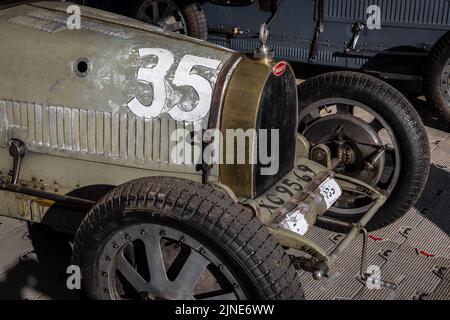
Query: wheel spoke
[[116, 251, 149, 294], [165, 21, 184, 32], [144, 234, 168, 287], [152, 2, 160, 20], [300, 113, 317, 127], [369, 119, 383, 132], [174, 250, 210, 292], [143, 13, 153, 23], [336, 104, 353, 114], [162, 4, 173, 18]]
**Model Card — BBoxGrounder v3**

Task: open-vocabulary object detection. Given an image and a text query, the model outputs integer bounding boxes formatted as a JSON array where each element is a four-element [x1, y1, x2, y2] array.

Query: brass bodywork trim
[[219, 58, 273, 198], [209, 53, 244, 130]]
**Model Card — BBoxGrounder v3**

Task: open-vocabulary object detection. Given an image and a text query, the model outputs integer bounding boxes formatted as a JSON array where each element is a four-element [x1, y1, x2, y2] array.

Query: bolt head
[[313, 270, 324, 280]]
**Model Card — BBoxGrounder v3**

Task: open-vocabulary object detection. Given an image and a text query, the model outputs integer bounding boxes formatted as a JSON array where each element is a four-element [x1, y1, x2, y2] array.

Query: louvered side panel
[[325, 0, 450, 25], [0, 99, 200, 174]]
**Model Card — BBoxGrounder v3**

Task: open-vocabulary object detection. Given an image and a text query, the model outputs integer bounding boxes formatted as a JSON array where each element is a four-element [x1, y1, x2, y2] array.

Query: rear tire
[[72, 177, 304, 300], [424, 32, 450, 125], [298, 72, 430, 232], [181, 3, 208, 40]]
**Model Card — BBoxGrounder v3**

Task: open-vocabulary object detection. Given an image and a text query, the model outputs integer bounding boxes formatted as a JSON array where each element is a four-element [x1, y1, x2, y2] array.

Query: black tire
[[298, 71, 430, 232], [131, 0, 208, 40], [72, 177, 303, 300], [181, 2, 208, 40], [424, 32, 450, 125]]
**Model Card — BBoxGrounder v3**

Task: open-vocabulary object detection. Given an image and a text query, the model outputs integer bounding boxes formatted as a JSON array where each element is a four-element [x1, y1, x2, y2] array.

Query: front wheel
[[72, 177, 304, 300], [298, 72, 430, 232]]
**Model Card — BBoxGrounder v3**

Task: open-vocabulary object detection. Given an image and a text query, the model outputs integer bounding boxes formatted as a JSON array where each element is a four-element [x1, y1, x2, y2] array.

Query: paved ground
[[0, 99, 448, 300], [297, 99, 450, 300]]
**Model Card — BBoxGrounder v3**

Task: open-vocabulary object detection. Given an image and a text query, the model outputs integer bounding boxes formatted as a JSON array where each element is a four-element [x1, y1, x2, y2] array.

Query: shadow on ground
[[0, 224, 79, 300], [415, 165, 450, 237]]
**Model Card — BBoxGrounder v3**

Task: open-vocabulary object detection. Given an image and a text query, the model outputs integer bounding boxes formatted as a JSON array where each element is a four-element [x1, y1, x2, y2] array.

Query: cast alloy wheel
[[300, 98, 401, 215], [298, 71, 430, 232], [135, 0, 187, 33], [425, 32, 450, 125], [98, 223, 246, 300], [439, 57, 450, 108]]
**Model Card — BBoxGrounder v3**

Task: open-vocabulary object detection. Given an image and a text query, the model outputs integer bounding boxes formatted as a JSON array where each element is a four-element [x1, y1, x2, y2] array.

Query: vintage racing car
[[0, 2, 430, 300]]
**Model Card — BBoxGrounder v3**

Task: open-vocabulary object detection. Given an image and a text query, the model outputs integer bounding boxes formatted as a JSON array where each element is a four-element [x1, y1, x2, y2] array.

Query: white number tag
[[319, 177, 342, 209], [280, 210, 309, 236]]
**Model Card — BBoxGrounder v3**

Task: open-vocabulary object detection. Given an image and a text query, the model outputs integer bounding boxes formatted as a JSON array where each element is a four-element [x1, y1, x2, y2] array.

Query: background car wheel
[[72, 177, 304, 300], [424, 32, 450, 125], [131, 0, 208, 40], [298, 71, 430, 232]]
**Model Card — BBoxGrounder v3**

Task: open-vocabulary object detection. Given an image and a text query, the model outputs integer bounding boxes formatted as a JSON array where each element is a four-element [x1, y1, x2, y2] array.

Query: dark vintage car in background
[[79, 0, 450, 126]]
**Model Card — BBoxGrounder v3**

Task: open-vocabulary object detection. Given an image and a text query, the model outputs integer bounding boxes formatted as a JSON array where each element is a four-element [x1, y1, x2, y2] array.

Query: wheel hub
[[304, 114, 385, 186]]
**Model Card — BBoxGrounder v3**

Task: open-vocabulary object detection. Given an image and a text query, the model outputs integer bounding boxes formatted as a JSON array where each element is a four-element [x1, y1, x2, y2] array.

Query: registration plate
[[254, 161, 344, 225]]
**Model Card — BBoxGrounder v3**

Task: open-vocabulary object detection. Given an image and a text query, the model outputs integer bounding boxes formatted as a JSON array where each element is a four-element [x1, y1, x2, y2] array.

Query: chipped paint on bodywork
[[0, 2, 241, 222]]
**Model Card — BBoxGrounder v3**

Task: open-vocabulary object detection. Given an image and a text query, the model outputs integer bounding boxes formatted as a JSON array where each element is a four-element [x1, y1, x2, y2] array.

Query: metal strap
[[309, 0, 325, 61]]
